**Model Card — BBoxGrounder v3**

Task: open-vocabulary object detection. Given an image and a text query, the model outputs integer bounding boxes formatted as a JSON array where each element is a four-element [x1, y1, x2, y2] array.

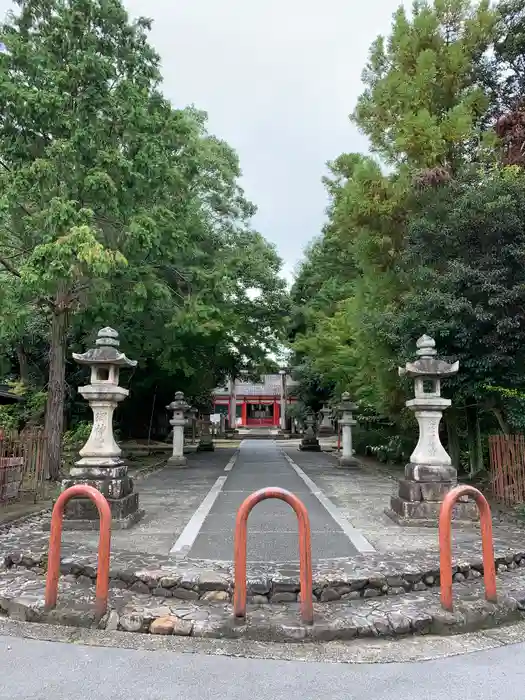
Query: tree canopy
[[0, 0, 288, 476], [290, 0, 525, 474]]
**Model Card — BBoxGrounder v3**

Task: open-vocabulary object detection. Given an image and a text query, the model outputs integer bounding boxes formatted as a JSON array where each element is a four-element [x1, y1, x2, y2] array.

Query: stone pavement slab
[[187, 441, 359, 562]]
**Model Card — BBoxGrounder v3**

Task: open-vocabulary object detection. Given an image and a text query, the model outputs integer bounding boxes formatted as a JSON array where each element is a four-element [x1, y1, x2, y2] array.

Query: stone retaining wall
[[5, 546, 525, 604]]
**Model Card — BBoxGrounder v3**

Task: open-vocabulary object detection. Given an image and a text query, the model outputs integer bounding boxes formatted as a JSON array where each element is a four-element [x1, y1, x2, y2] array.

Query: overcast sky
[[126, 0, 401, 281], [2, 0, 402, 281]]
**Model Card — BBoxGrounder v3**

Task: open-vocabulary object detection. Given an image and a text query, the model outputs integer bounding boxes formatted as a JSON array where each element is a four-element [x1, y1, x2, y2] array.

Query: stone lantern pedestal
[[299, 411, 321, 452], [337, 392, 359, 468], [167, 392, 189, 467], [388, 335, 477, 525], [60, 327, 144, 529]]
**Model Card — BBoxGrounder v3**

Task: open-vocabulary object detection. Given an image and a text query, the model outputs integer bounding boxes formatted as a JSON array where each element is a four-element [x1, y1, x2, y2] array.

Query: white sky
[[1, 0, 402, 281]]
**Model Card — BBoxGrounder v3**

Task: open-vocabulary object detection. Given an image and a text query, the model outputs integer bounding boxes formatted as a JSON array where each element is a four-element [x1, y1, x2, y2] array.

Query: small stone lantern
[[388, 335, 476, 524], [299, 410, 321, 452], [188, 406, 198, 449], [167, 391, 189, 467], [318, 404, 334, 436], [197, 401, 215, 452], [337, 392, 358, 468], [63, 327, 143, 528]]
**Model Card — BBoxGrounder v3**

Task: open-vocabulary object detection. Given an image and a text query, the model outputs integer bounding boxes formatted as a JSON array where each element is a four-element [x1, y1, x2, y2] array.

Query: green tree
[[384, 166, 525, 471], [0, 0, 288, 475], [353, 0, 497, 170]]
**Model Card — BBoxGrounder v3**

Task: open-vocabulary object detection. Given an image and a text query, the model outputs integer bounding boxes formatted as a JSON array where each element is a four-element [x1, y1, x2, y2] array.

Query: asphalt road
[[189, 440, 358, 561], [2, 633, 525, 700]]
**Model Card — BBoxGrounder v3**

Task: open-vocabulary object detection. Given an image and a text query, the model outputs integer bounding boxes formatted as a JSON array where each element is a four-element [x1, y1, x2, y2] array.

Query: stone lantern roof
[[399, 335, 458, 379], [339, 391, 357, 412], [72, 327, 137, 368], [167, 391, 189, 413]]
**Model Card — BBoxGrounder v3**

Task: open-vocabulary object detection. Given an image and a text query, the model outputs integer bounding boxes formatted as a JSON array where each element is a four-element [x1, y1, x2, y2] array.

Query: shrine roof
[[213, 374, 297, 397]]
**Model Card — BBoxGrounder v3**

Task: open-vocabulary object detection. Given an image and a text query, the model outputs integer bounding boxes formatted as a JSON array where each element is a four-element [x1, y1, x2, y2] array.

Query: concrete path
[[4, 631, 525, 700], [182, 440, 369, 563], [60, 449, 237, 556]]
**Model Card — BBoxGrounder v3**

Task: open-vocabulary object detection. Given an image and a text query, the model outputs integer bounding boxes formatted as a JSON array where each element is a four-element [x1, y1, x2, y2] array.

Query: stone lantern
[[63, 327, 143, 528], [388, 335, 476, 524], [167, 391, 189, 467], [337, 392, 358, 468], [299, 410, 321, 452], [318, 404, 334, 436]]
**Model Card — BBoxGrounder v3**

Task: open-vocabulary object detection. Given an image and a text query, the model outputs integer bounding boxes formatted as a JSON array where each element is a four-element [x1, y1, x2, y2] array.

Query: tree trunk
[[16, 344, 30, 385], [490, 406, 510, 434], [465, 404, 484, 477], [43, 305, 68, 480]]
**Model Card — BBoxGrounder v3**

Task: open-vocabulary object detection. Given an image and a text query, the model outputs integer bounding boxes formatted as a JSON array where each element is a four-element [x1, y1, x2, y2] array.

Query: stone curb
[[5, 544, 525, 605], [2, 565, 525, 643]]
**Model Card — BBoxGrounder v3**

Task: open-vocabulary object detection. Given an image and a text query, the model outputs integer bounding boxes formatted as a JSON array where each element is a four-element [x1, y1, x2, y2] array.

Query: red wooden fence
[[489, 434, 525, 506]]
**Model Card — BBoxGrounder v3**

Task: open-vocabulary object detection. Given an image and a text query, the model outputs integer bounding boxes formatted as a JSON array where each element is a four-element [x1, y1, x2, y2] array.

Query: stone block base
[[405, 462, 457, 482], [337, 456, 360, 469], [388, 494, 479, 527], [45, 508, 146, 531], [166, 455, 187, 467], [197, 440, 215, 452], [398, 479, 456, 502], [299, 439, 321, 452], [62, 475, 134, 501], [47, 491, 144, 531]]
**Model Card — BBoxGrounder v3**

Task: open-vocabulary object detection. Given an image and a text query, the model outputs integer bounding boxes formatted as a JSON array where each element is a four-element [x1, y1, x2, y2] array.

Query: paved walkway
[[182, 440, 369, 563], [59, 448, 237, 556]]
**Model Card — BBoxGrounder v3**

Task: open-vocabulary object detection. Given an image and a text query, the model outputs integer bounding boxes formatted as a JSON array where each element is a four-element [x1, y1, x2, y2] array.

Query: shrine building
[[213, 373, 297, 428]]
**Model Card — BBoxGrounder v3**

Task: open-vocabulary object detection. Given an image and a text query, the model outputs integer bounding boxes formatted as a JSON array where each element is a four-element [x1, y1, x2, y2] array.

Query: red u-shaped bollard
[[439, 485, 497, 611], [45, 485, 112, 618], [234, 487, 314, 625]]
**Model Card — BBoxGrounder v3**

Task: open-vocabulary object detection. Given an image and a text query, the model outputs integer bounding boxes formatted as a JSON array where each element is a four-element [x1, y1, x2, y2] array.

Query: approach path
[[180, 440, 373, 563]]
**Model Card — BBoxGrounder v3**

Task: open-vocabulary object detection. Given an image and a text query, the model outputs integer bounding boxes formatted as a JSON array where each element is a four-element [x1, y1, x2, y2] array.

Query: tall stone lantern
[[337, 392, 358, 468], [167, 391, 189, 467], [63, 327, 144, 529], [388, 335, 476, 524]]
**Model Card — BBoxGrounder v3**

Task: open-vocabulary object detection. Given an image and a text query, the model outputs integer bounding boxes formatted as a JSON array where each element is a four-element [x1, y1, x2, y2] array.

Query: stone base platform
[[42, 492, 145, 531], [298, 441, 321, 452], [166, 456, 187, 467], [43, 509, 146, 532], [336, 457, 360, 469], [388, 494, 479, 526], [385, 507, 477, 529], [197, 442, 214, 452], [2, 564, 525, 642]]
